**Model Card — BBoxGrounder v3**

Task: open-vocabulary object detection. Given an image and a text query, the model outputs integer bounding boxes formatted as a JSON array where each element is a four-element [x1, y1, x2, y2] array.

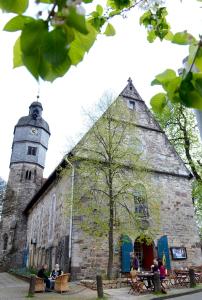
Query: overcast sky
[[0, 0, 201, 181]]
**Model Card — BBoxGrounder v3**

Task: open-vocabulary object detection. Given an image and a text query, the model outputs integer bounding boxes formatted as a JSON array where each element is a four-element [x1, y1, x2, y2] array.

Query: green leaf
[[156, 69, 176, 84], [38, 0, 53, 3], [66, 7, 88, 34], [172, 31, 196, 45], [147, 29, 156, 43], [69, 23, 97, 65], [43, 28, 68, 66], [150, 93, 167, 113], [139, 10, 152, 25], [192, 73, 202, 97], [194, 48, 202, 72], [39, 54, 71, 82], [181, 90, 202, 109], [20, 20, 48, 55], [13, 36, 23, 68], [96, 4, 103, 16], [164, 30, 173, 41], [20, 20, 48, 80], [4, 15, 34, 32], [22, 54, 40, 80], [107, 0, 131, 10], [151, 79, 161, 86], [104, 23, 116, 36], [0, 0, 28, 14]]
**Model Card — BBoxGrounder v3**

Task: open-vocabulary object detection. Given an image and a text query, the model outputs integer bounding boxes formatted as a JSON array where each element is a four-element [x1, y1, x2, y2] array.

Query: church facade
[[1, 80, 202, 278]]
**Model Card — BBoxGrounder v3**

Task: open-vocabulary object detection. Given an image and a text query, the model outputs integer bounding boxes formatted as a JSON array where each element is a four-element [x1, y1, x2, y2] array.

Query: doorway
[[134, 237, 154, 271]]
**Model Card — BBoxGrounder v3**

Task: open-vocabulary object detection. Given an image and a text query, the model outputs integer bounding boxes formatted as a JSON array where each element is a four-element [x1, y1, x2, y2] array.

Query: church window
[[27, 146, 37, 156], [48, 194, 56, 242], [134, 184, 149, 218], [128, 100, 135, 110], [3, 233, 8, 250]]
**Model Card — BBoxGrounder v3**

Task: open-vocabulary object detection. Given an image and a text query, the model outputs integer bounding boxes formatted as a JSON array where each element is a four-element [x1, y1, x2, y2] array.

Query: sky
[[0, 0, 202, 181]]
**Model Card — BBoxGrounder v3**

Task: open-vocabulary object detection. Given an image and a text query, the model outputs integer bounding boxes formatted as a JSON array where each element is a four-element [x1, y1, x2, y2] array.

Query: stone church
[[0, 79, 201, 279]]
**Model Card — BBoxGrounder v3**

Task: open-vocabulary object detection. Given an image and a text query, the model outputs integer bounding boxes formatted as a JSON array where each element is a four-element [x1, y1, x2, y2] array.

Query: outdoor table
[[137, 272, 154, 290]]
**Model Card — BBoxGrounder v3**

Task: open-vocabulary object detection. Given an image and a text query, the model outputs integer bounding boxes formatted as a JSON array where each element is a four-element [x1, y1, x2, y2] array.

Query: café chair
[[128, 270, 146, 295], [54, 273, 70, 293], [34, 276, 45, 292]]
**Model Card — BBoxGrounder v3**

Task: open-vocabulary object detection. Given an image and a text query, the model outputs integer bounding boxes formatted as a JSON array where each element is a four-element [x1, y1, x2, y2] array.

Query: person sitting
[[37, 264, 51, 291], [132, 253, 139, 271], [151, 259, 159, 273], [50, 264, 63, 289], [51, 264, 63, 279], [158, 260, 167, 294]]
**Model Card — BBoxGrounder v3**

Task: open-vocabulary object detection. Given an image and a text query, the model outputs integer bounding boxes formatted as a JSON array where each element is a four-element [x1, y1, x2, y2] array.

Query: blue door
[[121, 235, 133, 273], [157, 235, 171, 270]]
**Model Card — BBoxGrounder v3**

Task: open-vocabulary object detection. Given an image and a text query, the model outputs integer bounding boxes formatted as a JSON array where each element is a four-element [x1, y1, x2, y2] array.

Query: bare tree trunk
[[107, 168, 114, 279]]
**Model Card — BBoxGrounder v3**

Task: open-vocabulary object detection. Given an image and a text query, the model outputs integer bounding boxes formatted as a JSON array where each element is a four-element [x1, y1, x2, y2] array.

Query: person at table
[[37, 264, 51, 290], [158, 260, 166, 280], [151, 259, 159, 273], [132, 253, 139, 271]]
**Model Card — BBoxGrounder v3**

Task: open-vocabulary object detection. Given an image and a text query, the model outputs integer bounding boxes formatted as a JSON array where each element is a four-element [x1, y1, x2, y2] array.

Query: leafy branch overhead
[[151, 32, 202, 111], [1, 0, 202, 111], [1, 0, 171, 82]]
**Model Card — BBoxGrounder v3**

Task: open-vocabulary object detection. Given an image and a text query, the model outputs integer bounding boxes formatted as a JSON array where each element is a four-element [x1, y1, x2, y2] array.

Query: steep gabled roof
[[120, 77, 143, 101]]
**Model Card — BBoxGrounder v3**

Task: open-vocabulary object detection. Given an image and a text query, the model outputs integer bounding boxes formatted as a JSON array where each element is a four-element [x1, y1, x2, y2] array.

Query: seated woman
[[49, 264, 63, 289]]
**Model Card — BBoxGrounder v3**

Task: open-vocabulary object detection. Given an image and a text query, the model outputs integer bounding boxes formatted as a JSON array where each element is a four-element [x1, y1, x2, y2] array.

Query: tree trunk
[[107, 167, 114, 279]]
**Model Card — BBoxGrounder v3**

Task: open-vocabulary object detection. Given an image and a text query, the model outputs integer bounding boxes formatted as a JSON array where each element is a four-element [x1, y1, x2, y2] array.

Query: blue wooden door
[[157, 235, 171, 270], [121, 235, 133, 273]]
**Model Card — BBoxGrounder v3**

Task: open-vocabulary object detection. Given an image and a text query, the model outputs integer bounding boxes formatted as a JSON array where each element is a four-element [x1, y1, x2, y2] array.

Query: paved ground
[[169, 292, 202, 299], [1, 272, 202, 300], [0, 272, 98, 300]]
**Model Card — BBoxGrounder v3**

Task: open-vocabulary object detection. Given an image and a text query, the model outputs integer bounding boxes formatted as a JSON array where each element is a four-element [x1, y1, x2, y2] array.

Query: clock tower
[[0, 101, 50, 269]]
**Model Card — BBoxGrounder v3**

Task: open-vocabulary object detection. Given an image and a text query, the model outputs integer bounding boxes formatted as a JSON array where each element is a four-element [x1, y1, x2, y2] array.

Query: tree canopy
[[1, 0, 202, 111]]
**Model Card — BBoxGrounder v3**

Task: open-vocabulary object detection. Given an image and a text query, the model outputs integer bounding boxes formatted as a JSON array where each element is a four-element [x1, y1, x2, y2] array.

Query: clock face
[[31, 128, 38, 135]]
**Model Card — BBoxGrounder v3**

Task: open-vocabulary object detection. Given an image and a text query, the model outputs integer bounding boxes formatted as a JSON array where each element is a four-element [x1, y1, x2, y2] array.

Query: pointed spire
[[120, 77, 143, 101]]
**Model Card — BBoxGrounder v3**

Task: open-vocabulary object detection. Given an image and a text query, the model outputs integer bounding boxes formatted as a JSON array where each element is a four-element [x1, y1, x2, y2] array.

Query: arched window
[[134, 184, 149, 218], [3, 233, 8, 250], [28, 171, 32, 180]]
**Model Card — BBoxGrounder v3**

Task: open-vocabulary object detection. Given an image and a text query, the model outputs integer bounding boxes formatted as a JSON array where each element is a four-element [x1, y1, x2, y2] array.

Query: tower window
[[27, 146, 37, 156], [25, 170, 32, 180], [128, 100, 135, 110]]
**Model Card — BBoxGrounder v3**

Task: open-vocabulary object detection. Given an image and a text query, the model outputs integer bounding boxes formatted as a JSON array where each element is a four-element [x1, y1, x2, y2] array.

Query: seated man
[[37, 264, 51, 291]]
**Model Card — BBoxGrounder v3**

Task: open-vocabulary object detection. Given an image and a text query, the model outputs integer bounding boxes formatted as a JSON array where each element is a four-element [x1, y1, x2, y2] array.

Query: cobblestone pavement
[[0, 272, 98, 300], [1, 272, 202, 300]]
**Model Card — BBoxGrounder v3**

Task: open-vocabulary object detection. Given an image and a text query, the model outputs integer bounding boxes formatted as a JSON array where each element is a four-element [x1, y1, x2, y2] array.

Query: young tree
[[66, 94, 160, 279]]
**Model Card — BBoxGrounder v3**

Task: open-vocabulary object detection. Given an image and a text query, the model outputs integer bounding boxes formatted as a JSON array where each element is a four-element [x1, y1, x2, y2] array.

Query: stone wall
[[27, 171, 72, 272]]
